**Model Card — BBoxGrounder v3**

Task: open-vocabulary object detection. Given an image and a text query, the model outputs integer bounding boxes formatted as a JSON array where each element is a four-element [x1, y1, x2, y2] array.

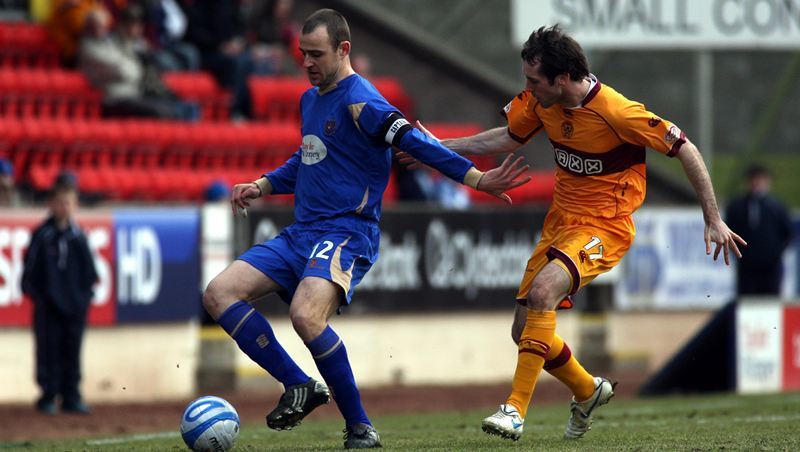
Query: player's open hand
[[477, 154, 531, 204], [230, 182, 261, 217], [705, 218, 747, 265]]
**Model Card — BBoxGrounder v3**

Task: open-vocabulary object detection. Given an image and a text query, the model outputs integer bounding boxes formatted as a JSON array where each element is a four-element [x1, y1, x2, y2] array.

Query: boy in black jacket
[[22, 176, 98, 415]]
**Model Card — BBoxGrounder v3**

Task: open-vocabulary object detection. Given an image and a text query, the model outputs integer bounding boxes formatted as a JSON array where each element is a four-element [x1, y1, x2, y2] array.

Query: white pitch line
[[86, 431, 180, 446]]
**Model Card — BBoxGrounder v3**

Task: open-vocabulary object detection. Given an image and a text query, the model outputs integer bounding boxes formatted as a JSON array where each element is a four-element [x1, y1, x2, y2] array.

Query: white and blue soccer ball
[[180, 396, 240, 452]]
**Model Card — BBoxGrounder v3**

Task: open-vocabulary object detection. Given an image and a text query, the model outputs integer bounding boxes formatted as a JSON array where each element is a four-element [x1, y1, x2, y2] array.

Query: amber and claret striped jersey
[[503, 75, 686, 218]]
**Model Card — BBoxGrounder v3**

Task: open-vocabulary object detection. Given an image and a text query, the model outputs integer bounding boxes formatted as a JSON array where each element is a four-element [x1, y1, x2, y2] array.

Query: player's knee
[[289, 307, 324, 341], [511, 327, 522, 344], [203, 279, 232, 319]]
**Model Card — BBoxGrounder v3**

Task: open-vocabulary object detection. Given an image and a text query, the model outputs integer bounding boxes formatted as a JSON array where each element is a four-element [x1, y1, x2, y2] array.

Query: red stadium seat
[[0, 22, 60, 68], [0, 68, 101, 119], [162, 71, 231, 120]]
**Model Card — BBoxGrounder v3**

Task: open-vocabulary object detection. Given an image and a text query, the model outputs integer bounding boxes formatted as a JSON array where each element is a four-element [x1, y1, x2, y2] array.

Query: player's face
[[300, 26, 346, 88], [523, 60, 563, 108]]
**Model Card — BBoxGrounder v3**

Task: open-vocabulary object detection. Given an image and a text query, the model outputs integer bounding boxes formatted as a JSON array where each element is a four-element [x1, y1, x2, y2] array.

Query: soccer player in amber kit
[[401, 25, 745, 441]]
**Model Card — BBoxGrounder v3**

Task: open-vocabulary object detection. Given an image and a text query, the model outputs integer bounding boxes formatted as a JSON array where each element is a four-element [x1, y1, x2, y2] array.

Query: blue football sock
[[217, 301, 309, 388], [306, 325, 370, 426]]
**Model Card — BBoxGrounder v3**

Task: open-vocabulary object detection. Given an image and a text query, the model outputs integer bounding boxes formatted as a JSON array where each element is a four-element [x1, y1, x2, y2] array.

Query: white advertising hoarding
[[512, 0, 800, 49], [736, 302, 783, 393], [616, 208, 736, 310]]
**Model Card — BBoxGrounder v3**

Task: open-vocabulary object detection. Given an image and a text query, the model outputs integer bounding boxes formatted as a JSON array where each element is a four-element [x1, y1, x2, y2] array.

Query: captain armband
[[379, 112, 412, 146]]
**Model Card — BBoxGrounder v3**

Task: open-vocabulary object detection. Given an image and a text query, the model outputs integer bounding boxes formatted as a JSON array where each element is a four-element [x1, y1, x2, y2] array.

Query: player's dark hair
[[521, 25, 589, 84], [302, 9, 350, 49]]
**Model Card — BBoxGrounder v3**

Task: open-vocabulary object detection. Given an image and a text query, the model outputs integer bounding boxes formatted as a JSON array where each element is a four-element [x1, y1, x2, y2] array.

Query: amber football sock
[[506, 310, 556, 418], [544, 333, 596, 402]]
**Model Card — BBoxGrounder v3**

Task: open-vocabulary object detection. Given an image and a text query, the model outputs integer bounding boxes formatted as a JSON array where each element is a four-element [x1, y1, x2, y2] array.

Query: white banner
[[736, 302, 783, 393], [512, 0, 800, 49], [616, 208, 736, 310]]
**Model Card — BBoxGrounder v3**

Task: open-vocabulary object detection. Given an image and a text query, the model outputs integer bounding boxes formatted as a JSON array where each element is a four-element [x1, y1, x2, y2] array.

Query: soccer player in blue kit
[[202, 8, 531, 449]]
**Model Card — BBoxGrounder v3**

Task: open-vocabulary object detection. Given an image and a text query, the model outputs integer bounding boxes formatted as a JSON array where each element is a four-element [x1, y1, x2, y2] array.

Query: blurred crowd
[[42, 0, 303, 120]]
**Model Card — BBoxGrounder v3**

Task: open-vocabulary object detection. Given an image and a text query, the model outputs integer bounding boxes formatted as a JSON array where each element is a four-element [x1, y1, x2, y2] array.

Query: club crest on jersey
[[664, 125, 682, 145], [324, 118, 336, 135], [561, 121, 574, 138], [648, 117, 662, 127]]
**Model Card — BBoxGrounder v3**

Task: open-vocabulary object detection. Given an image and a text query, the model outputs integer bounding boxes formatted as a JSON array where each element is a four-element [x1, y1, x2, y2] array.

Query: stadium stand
[[0, 68, 102, 119], [0, 17, 552, 204]]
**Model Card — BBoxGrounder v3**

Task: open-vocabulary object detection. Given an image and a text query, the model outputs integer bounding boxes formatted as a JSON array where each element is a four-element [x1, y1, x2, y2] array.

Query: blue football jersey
[[264, 73, 475, 223]]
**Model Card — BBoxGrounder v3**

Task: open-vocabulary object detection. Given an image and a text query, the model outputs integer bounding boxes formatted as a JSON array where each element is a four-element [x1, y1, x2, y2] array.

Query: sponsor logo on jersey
[[648, 117, 662, 127], [301, 134, 328, 165], [555, 148, 603, 175], [561, 121, 574, 138], [664, 125, 682, 145]]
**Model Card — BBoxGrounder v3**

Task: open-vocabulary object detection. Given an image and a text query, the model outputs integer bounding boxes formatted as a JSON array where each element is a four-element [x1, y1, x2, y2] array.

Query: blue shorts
[[238, 217, 380, 304]]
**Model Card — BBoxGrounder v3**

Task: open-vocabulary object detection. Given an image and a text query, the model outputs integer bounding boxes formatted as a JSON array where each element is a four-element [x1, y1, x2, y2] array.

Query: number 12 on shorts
[[309, 241, 334, 260]]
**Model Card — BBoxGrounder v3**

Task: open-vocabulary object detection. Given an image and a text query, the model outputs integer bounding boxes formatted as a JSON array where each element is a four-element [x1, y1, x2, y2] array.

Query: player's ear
[[338, 40, 351, 58]]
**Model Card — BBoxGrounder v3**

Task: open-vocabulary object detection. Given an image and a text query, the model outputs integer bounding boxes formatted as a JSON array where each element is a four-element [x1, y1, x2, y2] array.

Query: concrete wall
[[234, 310, 714, 392], [0, 310, 713, 403], [2, 323, 199, 404]]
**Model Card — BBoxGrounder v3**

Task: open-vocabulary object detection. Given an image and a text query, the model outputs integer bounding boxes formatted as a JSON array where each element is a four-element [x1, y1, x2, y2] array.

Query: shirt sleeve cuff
[[462, 167, 484, 189]]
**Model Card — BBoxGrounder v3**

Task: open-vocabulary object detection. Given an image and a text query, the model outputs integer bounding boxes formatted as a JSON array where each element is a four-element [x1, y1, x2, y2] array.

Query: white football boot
[[564, 376, 616, 439], [481, 404, 524, 441]]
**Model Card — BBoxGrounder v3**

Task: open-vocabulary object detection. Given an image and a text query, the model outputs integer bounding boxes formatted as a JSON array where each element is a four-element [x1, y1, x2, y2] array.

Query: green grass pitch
[[5, 391, 799, 451]]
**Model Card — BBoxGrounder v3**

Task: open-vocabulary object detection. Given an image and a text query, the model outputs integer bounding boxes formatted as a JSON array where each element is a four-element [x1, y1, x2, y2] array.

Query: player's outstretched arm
[[473, 154, 532, 204], [676, 140, 747, 265], [396, 121, 522, 169]]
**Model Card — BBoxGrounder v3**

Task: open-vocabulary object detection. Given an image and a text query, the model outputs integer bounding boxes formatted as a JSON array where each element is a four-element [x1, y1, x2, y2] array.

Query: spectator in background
[[244, 0, 302, 74], [725, 164, 793, 297], [78, 6, 197, 120], [138, 0, 200, 71], [22, 172, 98, 415], [0, 158, 20, 207], [180, 0, 258, 119], [46, 0, 101, 65], [204, 180, 230, 202], [351, 53, 372, 78]]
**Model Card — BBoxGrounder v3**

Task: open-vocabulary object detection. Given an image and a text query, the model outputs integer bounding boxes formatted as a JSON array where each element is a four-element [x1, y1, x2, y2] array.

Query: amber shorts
[[516, 208, 635, 308]]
